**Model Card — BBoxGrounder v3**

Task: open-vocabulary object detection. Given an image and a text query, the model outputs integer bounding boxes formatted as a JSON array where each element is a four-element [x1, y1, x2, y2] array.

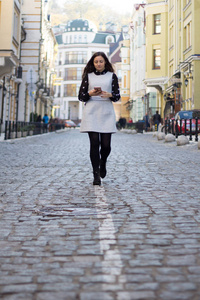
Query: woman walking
[[78, 52, 121, 185]]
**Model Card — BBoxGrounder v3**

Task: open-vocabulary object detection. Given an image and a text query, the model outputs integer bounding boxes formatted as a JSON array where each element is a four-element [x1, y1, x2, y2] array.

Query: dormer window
[[106, 35, 114, 44]]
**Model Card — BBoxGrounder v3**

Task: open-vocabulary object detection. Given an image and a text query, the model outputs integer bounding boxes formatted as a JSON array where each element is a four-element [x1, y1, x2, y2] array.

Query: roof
[[66, 19, 97, 32], [109, 32, 123, 54], [92, 32, 116, 44], [110, 49, 121, 64], [55, 35, 63, 44]]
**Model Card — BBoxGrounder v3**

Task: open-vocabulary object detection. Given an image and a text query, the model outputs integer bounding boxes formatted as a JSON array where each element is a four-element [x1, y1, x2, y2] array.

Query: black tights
[[88, 132, 111, 171]]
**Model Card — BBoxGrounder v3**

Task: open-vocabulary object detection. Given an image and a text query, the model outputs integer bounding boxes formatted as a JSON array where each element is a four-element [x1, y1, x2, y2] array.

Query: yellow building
[[166, 0, 200, 116], [144, 0, 168, 120], [0, 0, 23, 125], [120, 39, 130, 121]]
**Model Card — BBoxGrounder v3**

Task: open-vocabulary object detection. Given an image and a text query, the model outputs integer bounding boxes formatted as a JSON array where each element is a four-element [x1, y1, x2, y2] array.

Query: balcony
[[64, 59, 87, 65], [0, 50, 20, 77]]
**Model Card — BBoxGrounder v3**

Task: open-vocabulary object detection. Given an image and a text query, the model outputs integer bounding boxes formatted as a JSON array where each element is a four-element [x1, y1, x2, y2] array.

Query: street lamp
[[185, 78, 188, 87]]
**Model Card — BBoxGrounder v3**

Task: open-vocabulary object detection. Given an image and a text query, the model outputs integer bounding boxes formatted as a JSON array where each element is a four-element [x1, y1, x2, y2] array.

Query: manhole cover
[[35, 206, 116, 217]]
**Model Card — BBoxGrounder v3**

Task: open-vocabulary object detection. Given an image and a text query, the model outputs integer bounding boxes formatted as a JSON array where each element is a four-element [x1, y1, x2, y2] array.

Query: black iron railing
[[163, 118, 200, 141], [0, 119, 2, 136], [4, 121, 65, 140]]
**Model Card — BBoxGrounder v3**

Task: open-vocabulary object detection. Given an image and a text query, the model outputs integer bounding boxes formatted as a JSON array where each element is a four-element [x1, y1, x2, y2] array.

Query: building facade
[[120, 38, 131, 122], [164, 0, 200, 118], [0, 0, 56, 131], [19, 0, 56, 122], [144, 0, 168, 120], [0, 0, 23, 129], [53, 19, 122, 122]]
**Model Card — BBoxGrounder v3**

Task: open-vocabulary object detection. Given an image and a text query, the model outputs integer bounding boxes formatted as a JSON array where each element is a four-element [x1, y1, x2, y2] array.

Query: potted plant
[[28, 124, 35, 136], [21, 126, 28, 137], [17, 126, 21, 138], [10, 132, 14, 139], [10, 129, 16, 139]]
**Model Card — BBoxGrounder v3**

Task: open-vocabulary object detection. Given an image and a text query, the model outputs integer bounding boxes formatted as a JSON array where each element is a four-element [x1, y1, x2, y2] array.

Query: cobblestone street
[[0, 129, 200, 300]]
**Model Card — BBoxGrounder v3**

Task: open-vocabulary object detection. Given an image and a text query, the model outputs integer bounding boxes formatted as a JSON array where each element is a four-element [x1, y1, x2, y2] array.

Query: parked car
[[64, 120, 76, 128], [174, 110, 200, 133]]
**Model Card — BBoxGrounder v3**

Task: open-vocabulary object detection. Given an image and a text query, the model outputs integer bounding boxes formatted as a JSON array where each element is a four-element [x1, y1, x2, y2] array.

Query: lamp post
[[178, 61, 193, 106]]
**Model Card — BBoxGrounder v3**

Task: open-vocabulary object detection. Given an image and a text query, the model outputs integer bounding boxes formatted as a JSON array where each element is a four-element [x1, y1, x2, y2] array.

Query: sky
[[58, 0, 146, 15], [96, 0, 145, 14]]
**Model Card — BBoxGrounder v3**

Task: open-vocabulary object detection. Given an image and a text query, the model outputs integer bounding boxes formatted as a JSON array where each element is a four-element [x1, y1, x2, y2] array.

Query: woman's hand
[[88, 89, 102, 96], [101, 91, 112, 98]]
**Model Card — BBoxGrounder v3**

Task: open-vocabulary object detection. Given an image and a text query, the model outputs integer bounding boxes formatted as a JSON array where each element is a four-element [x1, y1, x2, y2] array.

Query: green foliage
[[30, 112, 38, 122]]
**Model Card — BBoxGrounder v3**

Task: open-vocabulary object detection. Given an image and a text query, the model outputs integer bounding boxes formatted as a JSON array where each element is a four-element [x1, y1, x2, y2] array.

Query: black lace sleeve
[[78, 74, 90, 102], [110, 73, 121, 102]]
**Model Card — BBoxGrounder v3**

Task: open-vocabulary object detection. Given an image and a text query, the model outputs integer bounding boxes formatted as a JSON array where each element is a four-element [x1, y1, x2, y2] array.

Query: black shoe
[[100, 160, 107, 178], [93, 170, 101, 185]]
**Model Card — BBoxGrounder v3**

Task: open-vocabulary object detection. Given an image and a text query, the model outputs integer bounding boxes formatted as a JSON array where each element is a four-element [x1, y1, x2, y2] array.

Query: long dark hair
[[82, 52, 114, 78]]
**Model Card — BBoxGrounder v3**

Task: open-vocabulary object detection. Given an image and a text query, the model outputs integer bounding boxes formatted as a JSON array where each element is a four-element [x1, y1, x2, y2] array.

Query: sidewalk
[[0, 132, 4, 142], [0, 130, 200, 299]]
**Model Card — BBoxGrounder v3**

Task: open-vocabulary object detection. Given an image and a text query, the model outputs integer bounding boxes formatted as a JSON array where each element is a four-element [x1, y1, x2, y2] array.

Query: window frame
[[153, 14, 161, 35], [153, 49, 161, 69]]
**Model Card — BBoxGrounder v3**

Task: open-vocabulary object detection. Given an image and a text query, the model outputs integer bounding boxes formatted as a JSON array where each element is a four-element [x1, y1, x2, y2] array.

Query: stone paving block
[[36, 292, 77, 300], [40, 282, 80, 292], [116, 291, 156, 300], [166, 255, 197, 266], [0, 293, 33, 300], [159, 291, 195, 300], [1, 284, 38, 294], [80, 292, 114, 300]]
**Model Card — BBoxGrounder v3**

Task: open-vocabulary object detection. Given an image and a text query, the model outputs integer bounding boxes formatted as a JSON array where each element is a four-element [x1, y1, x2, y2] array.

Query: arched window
[[106, 35, 114, 44]]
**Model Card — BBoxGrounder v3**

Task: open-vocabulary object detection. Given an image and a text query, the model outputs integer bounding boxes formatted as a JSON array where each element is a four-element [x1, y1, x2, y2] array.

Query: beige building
[[120, 39, 131, 121], [0, 0, 24, 128], [0, 0, 56, 131], [19, 0, 56, 121]]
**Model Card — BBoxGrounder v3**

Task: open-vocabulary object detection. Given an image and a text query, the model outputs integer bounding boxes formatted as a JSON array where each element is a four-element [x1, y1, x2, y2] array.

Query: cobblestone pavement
[[0, 129, 200, 300]]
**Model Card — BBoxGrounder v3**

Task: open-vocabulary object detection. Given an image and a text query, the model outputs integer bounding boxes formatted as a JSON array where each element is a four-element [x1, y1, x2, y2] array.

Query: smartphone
[[94, 87, 102, 92]]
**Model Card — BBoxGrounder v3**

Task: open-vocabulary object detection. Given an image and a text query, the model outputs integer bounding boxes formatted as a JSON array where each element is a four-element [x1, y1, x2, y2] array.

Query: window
[[59, 53, 62, 65], [64, 68, 83, 80], [124, 75, 127, 88], [185, 0, 190, 6], [185, 22, 192, 49], [65, 52, 87, 64], [169, 26, 174, 48], [13, 10, 19, 42], [153, 49, 161, 69], [58, 86, 61, 97], [106, 36, 114, 44], [154, 14, 161, 34], [63, 84, 77, 97]]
